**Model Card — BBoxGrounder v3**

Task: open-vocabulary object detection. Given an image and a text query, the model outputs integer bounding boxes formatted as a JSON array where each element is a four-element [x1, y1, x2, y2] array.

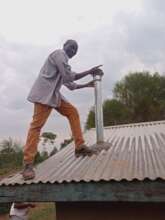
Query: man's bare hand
[[86, 80, 96, 87], [91, 69, 104, 77], [88, 65, 103, 75], [88, 65, 104, 77]]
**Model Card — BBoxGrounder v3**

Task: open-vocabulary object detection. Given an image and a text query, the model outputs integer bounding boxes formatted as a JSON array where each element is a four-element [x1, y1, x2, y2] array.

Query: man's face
[[64, 43, 78, 58]]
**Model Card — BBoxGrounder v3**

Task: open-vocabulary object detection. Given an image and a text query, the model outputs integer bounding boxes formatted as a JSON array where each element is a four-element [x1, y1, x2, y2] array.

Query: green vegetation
[[40, 131, 58, 156], [0, 138, 49, 176], [0, 138, 23, 176], [60, 137, 73, 150], [0, 137, 55, 215], [86, 72, 165, 129], [29, 203, 55, 220], [41, 132, 57, 145], [1, 71, 165, 218]]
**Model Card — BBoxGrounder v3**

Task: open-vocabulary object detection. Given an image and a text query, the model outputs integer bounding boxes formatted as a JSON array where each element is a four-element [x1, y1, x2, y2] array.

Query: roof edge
[[1, 180, 165, 203], [90, 120, 165, 130]]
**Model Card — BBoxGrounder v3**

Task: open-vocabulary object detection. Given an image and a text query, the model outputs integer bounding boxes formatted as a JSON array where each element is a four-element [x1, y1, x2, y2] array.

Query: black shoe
[[75, 144, 97, 157], [22, 163, 35, 180]]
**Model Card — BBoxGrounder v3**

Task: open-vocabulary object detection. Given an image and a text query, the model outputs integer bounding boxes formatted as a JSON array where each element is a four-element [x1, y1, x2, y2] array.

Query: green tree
[[0, 137, 20, 154], [85, 71, 165, 129], [41, 132, 57, 145], [34, 151, 49, 164], [103, 99, 130, 125], [85, 99, 131, 129], [0, 138, 23, 174], [49, 146, 58, 156], [114, 72, 165, 122], [40, 132, 57, 157], [0, 137, 46, 175], [85, 107, 95, 129]]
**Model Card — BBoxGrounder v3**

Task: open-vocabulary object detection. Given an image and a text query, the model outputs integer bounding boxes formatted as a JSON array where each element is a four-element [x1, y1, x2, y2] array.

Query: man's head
[[63, 39, 78, 58]]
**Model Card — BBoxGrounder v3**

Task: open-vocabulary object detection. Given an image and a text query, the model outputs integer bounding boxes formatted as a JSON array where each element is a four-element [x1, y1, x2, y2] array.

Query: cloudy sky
[[0, 0, 165, 151]]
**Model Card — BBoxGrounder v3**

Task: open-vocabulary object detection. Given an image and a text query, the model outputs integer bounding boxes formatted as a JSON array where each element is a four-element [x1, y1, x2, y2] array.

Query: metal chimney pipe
[[93, 74, 104, 143]]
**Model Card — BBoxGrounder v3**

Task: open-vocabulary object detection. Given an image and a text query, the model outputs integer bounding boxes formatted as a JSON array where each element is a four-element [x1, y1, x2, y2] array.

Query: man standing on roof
[[22, 39, 103, 180]]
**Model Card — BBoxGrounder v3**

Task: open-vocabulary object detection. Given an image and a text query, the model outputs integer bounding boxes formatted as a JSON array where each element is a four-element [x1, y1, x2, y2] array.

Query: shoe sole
[[23, 176, 35, 181], [75, 152, 93, 157], [22, 174, 35, 181]]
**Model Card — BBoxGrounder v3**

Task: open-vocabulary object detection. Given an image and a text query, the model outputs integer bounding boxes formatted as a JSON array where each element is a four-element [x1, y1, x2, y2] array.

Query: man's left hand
[[86, 80, 96, 87]]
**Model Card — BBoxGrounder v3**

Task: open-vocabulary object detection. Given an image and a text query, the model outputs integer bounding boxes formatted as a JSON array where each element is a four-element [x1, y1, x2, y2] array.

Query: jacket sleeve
[[64, 82, 78, 90], [48, 51, 76, 83]]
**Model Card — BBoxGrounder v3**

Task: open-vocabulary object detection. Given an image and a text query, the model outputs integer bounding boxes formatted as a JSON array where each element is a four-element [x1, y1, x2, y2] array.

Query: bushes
[[0, 138, 50, 176]]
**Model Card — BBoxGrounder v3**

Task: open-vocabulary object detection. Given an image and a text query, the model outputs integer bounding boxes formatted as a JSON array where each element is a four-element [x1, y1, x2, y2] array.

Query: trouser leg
[[23, 103, 52, 163], [55, 100, 85, 148]]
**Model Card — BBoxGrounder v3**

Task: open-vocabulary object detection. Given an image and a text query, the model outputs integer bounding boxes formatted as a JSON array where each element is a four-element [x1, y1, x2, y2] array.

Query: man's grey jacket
[[27, 49, 78, 108]]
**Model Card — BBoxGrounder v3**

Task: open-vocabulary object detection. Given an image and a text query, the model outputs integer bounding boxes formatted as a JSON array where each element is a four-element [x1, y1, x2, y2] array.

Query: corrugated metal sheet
[[1, 120, 165, 185]]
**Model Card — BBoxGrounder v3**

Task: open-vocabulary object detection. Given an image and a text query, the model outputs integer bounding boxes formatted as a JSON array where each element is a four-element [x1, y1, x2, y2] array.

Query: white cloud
[[1, 0, 165, 149], [0, 0, 142, 45]]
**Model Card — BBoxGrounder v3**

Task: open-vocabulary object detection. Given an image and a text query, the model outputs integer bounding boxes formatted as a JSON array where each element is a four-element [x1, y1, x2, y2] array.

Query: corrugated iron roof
[[1, 120, 165, 186]]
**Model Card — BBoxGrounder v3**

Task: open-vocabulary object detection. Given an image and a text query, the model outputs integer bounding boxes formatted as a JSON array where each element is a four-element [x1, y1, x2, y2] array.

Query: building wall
[[56, 202, 165, 220]]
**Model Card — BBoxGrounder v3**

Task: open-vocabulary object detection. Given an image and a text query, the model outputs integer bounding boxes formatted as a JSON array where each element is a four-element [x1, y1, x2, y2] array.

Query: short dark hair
[[64, 39, 78, 50]]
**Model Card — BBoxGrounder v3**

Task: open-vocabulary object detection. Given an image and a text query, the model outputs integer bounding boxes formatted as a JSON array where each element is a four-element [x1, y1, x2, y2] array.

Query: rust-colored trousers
[[24, 100, 85, 163]]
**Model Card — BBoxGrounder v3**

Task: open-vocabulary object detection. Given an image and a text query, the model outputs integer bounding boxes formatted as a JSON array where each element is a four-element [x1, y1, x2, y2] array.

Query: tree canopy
[[114, 72, 165, 122], [41, 132, 57, 145], [85, 71, 165, 129]]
